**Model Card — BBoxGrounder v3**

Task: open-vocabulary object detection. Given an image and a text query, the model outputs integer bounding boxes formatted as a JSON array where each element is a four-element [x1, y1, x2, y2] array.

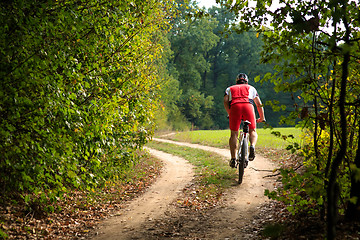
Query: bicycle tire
[[238, 138, 248, 184]]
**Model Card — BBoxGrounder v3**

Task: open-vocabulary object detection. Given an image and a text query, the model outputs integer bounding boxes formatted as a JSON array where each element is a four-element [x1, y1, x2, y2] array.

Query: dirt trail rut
[[92, 148, 194, 240], [92, 138, 276, 239]]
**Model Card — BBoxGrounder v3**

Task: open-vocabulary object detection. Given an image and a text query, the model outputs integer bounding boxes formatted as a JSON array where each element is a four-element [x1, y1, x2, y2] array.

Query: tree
[[166, 0, 219, 129], [206, 3, 287, 128], [0, 0, 172, 207], [162, 0, 296, 130], [223, 0, 360, 238]]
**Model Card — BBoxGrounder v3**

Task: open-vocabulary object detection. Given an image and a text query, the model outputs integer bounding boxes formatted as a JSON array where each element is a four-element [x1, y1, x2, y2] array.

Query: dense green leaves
[[225, 0, 360, 238], [162, 0, 286, 130], [165, 0, 219, 129], [0, 0, 172, 206]]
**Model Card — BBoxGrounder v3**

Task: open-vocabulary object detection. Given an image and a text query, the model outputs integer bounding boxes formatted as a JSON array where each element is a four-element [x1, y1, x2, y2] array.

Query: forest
[[0, 0, 359, 239], [158, 0, 290, 130]]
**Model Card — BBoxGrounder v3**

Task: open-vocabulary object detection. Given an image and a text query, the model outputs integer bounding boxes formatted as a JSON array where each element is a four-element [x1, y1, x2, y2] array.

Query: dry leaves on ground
[[0, 156, 162, 239]]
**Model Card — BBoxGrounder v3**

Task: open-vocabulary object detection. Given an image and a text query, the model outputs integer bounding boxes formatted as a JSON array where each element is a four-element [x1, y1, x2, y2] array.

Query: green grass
[[147, 141, 238, 209], [158, 127, 304, 150], [148, 127, 304, 209], [147, 141, 236, 188]]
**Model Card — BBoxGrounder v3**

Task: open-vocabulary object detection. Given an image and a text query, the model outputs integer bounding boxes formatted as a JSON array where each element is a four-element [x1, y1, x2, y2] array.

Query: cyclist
[[223, 73, 265, 168]]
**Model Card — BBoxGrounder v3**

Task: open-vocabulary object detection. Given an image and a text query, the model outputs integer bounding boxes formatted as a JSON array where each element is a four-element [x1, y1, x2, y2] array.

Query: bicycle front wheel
[[238, 138, 248, 184]]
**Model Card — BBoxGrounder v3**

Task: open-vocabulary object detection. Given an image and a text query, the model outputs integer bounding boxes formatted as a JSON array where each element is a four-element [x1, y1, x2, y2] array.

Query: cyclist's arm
[[223, 94, 231, 115], [254, 96, 266, 122]]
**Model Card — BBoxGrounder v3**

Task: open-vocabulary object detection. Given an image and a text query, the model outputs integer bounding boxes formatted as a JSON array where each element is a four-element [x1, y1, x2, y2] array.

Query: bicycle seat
[[244, 120, 251, 125]]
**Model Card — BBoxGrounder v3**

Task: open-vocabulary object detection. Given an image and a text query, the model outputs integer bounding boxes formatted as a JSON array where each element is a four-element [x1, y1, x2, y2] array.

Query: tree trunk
[[345, 119, 360, 221], [327, 5, 351, 238], [323, 61, 337, 221], [327, 46, 350, 240]]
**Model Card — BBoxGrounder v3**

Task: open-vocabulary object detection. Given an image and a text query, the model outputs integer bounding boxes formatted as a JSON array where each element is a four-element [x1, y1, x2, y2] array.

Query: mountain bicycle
[[236, 120, 251, 184]]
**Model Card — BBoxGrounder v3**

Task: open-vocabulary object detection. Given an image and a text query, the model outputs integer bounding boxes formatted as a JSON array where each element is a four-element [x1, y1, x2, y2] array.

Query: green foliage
[[0, 229, 8, 239], [159, 0, 286, 130], [0, 0, 172, 208], [226, 0, 360, 229], [265, 166, 325, 215], [165, 0, 219, 129], [179, 90, 214, 129]]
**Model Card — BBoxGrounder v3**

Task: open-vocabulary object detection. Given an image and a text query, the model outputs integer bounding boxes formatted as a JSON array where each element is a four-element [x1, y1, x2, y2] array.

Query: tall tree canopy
[[163, 0, 285, 130], [166, 0, 219, 129]]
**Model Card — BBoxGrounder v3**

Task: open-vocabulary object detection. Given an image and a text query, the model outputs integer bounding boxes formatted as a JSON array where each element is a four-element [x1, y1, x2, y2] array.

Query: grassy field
[[158, 127, 304, 150]]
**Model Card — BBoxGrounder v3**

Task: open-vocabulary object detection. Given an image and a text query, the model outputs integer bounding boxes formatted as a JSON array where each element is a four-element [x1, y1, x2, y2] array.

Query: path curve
[[152, 138, 276, 238], [92, 138, 276, 239], [92, 148, 194, 239]]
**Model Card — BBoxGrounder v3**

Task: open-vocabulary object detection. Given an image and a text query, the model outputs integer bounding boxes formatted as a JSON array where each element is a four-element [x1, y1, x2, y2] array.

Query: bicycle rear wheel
[[238, 138, 248, 184]]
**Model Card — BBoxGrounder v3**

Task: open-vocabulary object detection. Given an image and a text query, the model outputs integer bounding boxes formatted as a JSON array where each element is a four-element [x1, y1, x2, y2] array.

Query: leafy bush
[[0, 0, 171, 208]]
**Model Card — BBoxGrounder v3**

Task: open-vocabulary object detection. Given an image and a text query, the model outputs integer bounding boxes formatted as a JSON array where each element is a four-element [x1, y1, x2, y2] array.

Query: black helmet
[[236, 73, 249, 83]]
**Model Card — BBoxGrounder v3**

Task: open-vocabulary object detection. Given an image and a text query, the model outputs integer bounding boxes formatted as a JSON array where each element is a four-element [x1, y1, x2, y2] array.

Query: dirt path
[[92, 138, 276, 239]]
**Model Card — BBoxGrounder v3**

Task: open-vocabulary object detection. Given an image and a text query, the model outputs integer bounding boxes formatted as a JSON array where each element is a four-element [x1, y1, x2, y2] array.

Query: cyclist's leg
[[229, 130, 238, 159], [243, 104, 257, 160], [249, 128, 257, 161], [229, 104, 242, 161], [249, 129, 258, 146]]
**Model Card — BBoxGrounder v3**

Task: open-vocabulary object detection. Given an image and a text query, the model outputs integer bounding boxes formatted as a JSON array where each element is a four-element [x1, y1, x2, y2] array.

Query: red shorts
[[229, 103, 256, 131]]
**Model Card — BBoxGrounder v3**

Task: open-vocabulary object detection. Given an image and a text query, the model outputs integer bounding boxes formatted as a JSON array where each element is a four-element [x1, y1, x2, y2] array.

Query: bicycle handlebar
[[256, 118, 266, 123]]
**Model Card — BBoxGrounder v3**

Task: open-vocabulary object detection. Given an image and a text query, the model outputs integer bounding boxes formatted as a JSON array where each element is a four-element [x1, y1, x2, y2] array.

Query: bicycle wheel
[[238, 138, 248, 184]]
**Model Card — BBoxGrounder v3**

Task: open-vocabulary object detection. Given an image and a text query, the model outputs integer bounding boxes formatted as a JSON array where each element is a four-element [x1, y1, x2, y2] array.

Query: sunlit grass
[[158, 127, 304, 150], [147, 141, 236, 188], [146, 141, 238, 210], [148, 127, 305, 209]]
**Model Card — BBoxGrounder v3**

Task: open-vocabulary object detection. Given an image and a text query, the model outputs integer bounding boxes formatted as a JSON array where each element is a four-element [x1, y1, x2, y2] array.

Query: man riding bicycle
[[223, 73, 266, 168]]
